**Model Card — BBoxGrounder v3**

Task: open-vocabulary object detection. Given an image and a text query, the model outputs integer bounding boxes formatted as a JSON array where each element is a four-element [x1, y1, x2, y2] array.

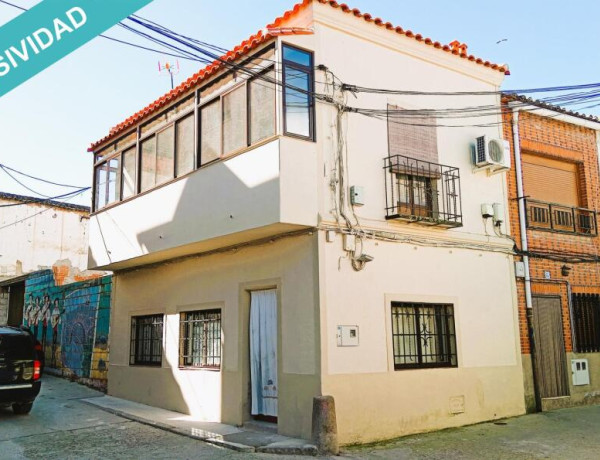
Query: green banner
[[0, 0, 154, 97]]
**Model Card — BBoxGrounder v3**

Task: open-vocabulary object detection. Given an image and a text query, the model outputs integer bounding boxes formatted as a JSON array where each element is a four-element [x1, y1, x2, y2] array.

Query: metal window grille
[[179, 310, 222, 369], [384, 154, 462, 227], [391, 302, 457, 369], [130, 314, 163, 366], [572, 294, 600, 353]]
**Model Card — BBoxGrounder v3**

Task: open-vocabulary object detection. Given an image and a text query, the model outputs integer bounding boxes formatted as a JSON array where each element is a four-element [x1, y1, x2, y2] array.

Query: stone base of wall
[[44, 367, 107, 393], [522, 353, 600, 412]]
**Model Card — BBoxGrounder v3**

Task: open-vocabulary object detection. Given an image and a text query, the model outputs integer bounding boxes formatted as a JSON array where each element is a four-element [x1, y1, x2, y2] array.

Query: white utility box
[[572, 359, 590, 386], [337, 325, 359, 347]]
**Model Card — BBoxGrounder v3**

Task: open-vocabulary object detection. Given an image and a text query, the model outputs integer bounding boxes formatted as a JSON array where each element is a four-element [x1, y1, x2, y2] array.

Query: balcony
[[525, 199, 597, 236], [384, 154, 462, 228]]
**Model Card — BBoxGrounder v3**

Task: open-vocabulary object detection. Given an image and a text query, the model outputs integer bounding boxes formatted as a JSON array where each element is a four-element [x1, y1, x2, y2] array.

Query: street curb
[[80, 398, 257, 453]]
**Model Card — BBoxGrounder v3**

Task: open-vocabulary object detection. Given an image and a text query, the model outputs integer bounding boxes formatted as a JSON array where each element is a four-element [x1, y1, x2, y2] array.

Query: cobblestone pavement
[[2, 376, 600, 459]]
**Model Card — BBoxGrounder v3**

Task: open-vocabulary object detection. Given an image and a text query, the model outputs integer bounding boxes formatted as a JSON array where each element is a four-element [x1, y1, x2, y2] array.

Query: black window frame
[[179, 309, 222, 370], [282, 43, 315, 141], [391, 302, 458, 370], [572, 293, 600, 353], [130, 314, 164, 367]]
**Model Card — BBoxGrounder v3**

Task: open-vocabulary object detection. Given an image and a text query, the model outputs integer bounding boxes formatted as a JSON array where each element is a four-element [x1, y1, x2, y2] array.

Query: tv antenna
[[158, 59, 180, 90]]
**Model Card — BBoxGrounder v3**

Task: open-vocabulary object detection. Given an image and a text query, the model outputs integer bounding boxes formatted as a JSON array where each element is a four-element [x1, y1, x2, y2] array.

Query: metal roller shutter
[[522, 153, 580, 206]]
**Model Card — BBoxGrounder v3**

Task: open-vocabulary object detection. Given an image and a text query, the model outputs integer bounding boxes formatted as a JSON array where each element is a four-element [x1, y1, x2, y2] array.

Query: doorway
[[532, 296, 570, 399], [249, 289, 278, 422]]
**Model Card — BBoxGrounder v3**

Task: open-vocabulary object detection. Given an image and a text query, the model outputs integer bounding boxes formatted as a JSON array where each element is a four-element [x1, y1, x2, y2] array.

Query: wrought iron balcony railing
[[384, 154, 462, 228], [525, 199, 597, 236]]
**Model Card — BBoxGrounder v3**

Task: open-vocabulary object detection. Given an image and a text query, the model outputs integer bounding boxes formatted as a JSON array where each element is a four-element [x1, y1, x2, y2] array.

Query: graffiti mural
[[23, 270, 111, 389]]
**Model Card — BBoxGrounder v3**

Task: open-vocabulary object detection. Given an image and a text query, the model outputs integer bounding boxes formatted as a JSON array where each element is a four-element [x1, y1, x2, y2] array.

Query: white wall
[[0, 199, 89, 278]]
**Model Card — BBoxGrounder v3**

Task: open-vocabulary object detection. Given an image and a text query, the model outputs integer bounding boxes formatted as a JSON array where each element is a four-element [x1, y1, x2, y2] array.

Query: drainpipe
[[511, 107, 541, 411]]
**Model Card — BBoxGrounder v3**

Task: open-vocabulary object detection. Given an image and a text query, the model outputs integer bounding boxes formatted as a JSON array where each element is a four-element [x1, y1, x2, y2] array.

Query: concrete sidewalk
[[83, 394, 318, 456]]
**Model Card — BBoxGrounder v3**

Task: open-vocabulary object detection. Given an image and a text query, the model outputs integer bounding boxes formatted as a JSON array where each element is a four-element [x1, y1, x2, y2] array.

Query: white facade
[[89, 0, 525, 444]]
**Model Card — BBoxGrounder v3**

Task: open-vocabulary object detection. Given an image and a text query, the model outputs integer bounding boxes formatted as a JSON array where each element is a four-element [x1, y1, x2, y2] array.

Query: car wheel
[[12, 402, 33, 415]]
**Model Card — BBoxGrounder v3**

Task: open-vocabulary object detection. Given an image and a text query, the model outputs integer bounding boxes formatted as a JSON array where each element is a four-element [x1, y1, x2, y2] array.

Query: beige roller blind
[[388, 105, 438, 164], [522, 153, 579, 206]]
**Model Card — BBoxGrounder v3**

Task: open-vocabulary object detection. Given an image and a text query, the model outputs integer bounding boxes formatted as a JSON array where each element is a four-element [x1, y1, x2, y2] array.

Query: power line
[[0, 188, 90, 208], [0, 164, 86, 189]]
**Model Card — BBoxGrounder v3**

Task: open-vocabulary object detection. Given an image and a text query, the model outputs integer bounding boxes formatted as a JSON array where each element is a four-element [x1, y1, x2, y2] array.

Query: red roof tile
[[89, 0, 508, 151]]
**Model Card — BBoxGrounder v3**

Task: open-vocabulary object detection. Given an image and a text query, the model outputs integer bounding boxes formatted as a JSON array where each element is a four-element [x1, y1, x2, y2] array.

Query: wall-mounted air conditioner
[[471, 135, 511, 173]]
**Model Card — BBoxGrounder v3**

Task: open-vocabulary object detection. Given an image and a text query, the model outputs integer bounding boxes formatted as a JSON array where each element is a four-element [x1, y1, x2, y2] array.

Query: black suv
[[0, 326, 42, 414]]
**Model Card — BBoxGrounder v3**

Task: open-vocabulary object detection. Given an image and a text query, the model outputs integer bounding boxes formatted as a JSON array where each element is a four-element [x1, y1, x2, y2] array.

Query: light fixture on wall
[[561, 265, 571, 277]]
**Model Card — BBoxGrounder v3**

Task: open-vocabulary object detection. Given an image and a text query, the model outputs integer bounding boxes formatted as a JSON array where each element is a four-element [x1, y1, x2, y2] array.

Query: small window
[[107, 157, 121, 205], [130, 314, 164, 366], [176, 113, 195, 176], [391, 302, 457, 369], [200, 99, 221, 165], [179, 310, 222, 369], [223, 85, 247, 155], [249, 70, 276, 144], [121, 147, 137, 199], [94, 164, 108, 210], [397, 174, 438, 219], [282, 44, 314, 140], [140, 136, 157, 192]]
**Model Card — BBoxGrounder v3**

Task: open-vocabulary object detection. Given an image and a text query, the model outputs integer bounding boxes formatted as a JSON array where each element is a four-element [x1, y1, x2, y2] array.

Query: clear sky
[[1, 0, 599, 206]]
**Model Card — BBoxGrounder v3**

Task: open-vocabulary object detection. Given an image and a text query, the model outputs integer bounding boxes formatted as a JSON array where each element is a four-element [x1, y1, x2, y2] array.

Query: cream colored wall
[[108, 233, 320, 439], [89, 138, 319, 271], [278, 3, 524, 444], [318, 233, 525, 444], [0, 199, 89, 277]]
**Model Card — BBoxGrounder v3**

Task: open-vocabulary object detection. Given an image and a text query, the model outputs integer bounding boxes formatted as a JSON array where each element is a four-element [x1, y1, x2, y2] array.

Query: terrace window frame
[[91, 45, 278, 213], [281, 42, 315, 141], [179, 309, 222, 370], [129, 314, 164, 367]]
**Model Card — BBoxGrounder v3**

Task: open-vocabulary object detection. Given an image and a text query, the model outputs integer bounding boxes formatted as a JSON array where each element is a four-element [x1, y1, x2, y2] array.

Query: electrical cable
[[0, 163, 87, 189]]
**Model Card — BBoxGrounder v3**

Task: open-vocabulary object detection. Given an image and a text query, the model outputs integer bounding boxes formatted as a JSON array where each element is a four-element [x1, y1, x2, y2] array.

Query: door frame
[[531, 295, 570, 401], [238, 279, 282, 425]]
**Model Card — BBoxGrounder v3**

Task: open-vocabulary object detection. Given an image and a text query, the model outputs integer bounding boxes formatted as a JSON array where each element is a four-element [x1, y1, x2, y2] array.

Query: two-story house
[[87, 0, 525, 444], [503, 95, 600, 412]]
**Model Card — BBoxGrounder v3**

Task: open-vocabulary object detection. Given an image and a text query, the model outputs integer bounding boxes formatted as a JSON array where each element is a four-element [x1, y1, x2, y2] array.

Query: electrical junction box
[[515, 261, 526, 278], [350, 186, 365, 206], [337, 325, 359, 347], [493, 203, 504, 224], [572, 359, 590, 386], [343, 234, 356, 252], [481, 203, 494, 219]]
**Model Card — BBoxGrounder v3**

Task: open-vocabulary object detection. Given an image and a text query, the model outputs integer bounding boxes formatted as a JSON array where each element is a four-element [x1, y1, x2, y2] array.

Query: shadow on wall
[[22, 270, 112, 391]]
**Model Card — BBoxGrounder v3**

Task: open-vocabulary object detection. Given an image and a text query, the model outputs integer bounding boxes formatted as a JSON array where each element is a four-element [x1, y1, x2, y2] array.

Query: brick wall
[[23, 270, 112, 390], [503, 107, 600, 354]]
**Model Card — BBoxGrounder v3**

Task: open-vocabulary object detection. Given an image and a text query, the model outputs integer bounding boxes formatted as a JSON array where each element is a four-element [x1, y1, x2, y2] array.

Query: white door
[[250, 289, 278, 417]]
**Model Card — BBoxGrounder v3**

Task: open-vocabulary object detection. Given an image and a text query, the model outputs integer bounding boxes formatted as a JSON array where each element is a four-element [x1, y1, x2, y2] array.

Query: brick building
[[503, 95, 600, 411]]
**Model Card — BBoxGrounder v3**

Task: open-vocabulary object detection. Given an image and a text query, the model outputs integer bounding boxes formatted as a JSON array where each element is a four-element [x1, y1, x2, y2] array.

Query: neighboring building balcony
[[383, 154, 462, 228], [525, 199, 597, 236]]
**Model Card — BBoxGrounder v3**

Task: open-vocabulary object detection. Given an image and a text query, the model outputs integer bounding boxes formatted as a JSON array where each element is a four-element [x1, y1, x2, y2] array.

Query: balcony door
[[249, 289, 278, 420]]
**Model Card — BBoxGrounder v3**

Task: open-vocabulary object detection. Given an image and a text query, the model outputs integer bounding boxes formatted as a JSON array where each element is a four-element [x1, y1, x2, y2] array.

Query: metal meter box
[[337, 325, 359, 347], [572, 359, 590, 386], [350, 186, 365, 206]]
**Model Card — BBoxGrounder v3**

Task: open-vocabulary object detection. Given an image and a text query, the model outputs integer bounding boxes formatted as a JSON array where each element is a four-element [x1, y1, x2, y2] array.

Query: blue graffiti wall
[[23, 270, 111, 388]]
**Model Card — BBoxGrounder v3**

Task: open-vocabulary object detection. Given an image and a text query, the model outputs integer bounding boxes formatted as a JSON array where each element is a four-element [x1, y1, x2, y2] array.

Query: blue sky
[[1, 0, 599, 205]]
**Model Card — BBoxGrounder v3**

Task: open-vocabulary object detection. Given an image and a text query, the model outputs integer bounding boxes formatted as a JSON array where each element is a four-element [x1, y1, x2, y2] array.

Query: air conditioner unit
[[471, 135, 511, 173]]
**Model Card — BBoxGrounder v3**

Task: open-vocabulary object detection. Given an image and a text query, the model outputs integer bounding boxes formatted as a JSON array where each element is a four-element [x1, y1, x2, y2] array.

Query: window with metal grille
[[572, 293, 600, 353], [179, 310, 222, 369], [130, 314, 163, 366], [391, 302, 457, 369]]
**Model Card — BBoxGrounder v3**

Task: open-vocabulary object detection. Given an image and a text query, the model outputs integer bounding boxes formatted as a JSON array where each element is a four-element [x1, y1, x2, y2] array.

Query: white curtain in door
[[250, 289, 278, 417]]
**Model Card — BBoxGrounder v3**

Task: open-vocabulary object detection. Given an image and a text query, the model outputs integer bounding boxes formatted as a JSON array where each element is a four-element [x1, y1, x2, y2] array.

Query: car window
[[0, 334, 35, 360]]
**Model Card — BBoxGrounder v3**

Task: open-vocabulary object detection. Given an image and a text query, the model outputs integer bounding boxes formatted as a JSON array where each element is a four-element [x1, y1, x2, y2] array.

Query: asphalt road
[[2, 375, 600, 459]]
